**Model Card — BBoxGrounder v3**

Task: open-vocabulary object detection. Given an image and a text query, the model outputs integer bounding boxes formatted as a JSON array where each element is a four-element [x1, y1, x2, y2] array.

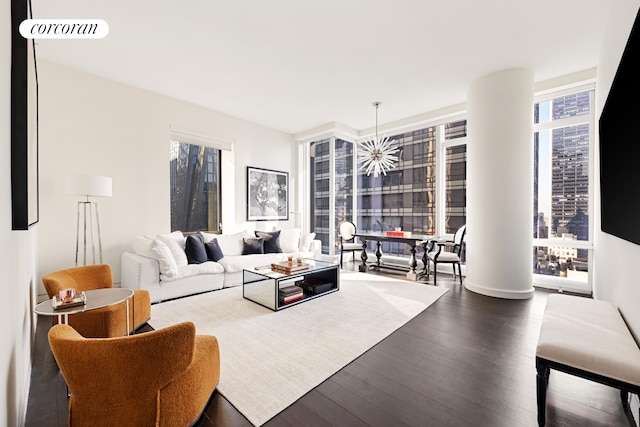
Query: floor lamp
[[65, 175, 112, 267]]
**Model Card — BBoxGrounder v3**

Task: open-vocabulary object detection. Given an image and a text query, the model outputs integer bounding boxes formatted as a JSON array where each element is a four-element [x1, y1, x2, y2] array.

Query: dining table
[[352, 231, 436, 280]]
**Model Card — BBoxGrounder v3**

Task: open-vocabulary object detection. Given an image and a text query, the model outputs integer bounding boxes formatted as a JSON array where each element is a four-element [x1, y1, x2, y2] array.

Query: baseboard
[[464, 280, 535, 299]]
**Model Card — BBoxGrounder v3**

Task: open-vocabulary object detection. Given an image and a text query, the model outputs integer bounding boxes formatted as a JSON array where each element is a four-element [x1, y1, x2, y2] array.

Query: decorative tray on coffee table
[[52, 291, 87, 310]]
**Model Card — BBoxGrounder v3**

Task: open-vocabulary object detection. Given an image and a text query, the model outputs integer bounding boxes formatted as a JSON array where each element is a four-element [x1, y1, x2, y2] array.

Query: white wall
[[36, 60, 297, 297], [2, 1, 38, 425], [593, 0, 640, 338]]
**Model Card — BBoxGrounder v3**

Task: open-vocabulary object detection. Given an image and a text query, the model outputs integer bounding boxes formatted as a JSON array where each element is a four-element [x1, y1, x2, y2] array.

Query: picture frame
[[11, 0, 39, 230], [247, 166, 289, 221]]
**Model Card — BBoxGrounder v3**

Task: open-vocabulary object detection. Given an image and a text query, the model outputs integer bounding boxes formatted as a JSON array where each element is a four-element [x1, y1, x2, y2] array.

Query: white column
[[465, 68, 535, 299]]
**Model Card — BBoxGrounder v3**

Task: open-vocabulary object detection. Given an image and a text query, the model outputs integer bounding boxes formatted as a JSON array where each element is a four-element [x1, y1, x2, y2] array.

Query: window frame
[[300, 115, 468, 262], [169, 126, 230, 233], [532, 84, 595, 293]]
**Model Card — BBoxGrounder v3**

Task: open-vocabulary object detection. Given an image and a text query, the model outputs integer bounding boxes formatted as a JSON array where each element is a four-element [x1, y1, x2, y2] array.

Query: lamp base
[[75, 200, 103, 266]]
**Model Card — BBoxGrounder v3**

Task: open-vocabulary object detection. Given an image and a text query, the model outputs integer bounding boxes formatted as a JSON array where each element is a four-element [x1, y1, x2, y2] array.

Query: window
[[444, 120, 467, 233], [309, 138, 331, 254], [308, 137, 355, 254], [304, 119, 467, 261], [355, 121, 466, 259], [170, 140, 222, 232], [533, 89, 593, 290], [334, 139, 354, 252]]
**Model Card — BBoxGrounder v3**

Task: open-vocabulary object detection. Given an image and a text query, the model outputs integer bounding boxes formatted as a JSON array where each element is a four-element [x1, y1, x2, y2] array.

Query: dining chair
[[427, 224, 466, 285], [338, 221, 362, 268]]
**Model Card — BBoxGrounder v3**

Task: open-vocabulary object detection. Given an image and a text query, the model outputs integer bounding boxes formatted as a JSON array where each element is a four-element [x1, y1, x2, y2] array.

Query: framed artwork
[[247, 166, 289, 221], [11, 0, 39, 230]]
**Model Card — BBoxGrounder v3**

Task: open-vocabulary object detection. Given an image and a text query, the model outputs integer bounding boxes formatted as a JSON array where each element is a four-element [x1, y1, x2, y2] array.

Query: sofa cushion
[[198, 231, 217, 243], [216, 230, 251, 256], [255, 230, 283, 254], [300, 232, 317, 252], [204, 238, 224, 262], [131, 235, 180, 277], [218, 253, 287, 274], [242, 237, 264, 255], [157, 231, 188, 267], [151, 239, 179, 277], [161, 261, 225, 282], [132, 235, 157, 258], [185, 235, 208, 264], [277, 228, 301, 253]]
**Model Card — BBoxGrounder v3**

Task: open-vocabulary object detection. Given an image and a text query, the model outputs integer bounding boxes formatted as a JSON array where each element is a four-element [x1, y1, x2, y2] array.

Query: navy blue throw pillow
[[255, 230, 283, 254], [204, 238, 224, 262], [243, 237, 264, 255], [185, 234, 208, 264]]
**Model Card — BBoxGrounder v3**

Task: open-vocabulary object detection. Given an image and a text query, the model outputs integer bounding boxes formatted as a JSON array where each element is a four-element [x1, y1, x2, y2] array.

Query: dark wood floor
[[25, 266, 637, 427]]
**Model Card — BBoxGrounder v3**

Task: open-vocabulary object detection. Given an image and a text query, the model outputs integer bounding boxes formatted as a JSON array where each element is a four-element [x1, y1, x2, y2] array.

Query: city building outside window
[[309, 138, 331, 254], [356, 122, 466, 259], [306, 119, 467, 263], [533, 89, 594, 291], [444, 121, 467, 234], [334, 139, 354, 252], [170, 140, 222, 232], [308, 138, 355, 254]]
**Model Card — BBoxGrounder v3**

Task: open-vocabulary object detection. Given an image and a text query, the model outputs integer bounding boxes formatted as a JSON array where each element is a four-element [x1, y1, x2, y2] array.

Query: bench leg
[[545, 366, 550, 385], [536, 359, 548, 427], [621, 389, 629, 409]]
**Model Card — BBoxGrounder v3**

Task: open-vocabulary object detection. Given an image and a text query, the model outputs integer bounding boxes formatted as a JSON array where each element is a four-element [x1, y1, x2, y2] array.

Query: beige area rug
[[148, 271, 448, 426]]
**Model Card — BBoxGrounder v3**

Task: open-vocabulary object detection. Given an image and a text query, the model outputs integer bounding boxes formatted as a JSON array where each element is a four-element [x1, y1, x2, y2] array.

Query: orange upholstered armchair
[[42, 264, 151, 337], [48, 321, 220, 427]]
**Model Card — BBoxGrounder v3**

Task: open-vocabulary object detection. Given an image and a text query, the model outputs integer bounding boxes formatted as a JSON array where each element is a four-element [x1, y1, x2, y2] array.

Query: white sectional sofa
[[121, 228, 321, 303]]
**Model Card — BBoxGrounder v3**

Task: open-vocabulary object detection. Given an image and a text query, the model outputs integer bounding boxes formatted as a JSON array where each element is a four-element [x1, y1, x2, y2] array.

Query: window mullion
[[435, 124, 446, 237]]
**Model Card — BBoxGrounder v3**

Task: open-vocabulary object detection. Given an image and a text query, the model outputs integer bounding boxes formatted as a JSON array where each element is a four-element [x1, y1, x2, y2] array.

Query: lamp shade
[[65, 175, 112, 197]]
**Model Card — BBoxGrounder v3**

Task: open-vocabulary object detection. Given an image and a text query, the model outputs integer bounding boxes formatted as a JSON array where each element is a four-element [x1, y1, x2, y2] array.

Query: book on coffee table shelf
[[295, 278, 334, 295], [278, 285, 303, 304], [278, 285, 302, 297], [279, 293, 304, 304], [279, 285, 302, 296], [271, 261, 310, 274]]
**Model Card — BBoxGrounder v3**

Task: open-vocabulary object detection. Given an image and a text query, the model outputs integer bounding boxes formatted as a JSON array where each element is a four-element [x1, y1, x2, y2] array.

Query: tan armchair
[[42, 264, 151, 337], [48, 321, 220, 427]]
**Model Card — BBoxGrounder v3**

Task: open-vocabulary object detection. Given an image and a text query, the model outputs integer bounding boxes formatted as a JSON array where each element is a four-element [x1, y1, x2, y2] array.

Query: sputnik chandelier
[[357, 101, 399, 177]]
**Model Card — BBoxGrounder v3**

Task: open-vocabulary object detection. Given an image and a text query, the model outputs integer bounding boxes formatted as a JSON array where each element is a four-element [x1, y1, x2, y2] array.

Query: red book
[[280, 293, 303, 304]]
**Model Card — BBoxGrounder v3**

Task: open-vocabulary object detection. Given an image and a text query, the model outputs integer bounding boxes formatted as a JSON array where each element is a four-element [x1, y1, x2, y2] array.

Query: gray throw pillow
[[255, 230, 283, 254], [242, 237, 264, 255], [185, 234, 208, 264], [204, 238, 224, 262]]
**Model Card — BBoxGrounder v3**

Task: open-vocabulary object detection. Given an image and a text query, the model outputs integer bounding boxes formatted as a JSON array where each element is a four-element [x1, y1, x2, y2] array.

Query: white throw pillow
[[151, 239, 178, 277], [277, 228, 301, 253], [199, 231, 216, 243], [132, 235, 156, 258], [216, 230, 250, 256], [299, 232, 316, 252], [157, 231, 188, 267]]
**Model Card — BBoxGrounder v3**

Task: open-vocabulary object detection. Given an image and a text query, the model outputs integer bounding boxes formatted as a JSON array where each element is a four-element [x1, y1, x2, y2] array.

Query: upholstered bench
[[536, 293, 640, 426]]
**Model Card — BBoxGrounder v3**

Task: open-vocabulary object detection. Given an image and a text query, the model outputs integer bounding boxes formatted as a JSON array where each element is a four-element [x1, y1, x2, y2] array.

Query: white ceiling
[[31, 0, 612, 135]]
